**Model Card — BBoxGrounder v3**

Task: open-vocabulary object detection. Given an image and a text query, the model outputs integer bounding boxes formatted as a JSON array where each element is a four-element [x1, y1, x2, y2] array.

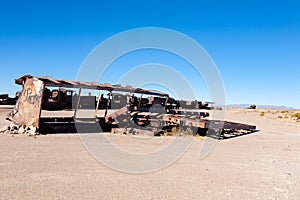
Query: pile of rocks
[[0, 123, 37, 136]]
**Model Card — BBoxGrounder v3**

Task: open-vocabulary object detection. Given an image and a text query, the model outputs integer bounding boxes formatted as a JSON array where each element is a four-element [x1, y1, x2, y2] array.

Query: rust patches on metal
[[2, 74, 256, 137], [34, 76, 169, 97], [7, 77, 44, 128]]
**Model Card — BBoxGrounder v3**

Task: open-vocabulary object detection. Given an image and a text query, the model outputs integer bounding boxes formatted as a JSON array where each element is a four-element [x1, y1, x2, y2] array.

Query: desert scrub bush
[[278, 115, 283, 119], [284, 115, 289, 119], [292, 112, 300, 119], [281, 110, 289, 114], [260, 112, 265, 116]]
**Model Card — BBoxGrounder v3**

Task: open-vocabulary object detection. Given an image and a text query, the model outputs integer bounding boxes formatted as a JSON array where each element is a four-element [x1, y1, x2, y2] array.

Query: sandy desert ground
[[0, 107, 299, 199]]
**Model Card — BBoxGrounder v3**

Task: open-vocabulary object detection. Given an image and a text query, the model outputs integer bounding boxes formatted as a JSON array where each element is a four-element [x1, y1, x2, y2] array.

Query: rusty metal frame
[[30, 76, 169, 97], [73, 88, 82, 120], [8, 75, 256, 137]]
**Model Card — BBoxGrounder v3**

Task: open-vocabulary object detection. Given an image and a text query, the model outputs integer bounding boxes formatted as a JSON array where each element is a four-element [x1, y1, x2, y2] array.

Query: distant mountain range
[[226, 104, 295, 110]]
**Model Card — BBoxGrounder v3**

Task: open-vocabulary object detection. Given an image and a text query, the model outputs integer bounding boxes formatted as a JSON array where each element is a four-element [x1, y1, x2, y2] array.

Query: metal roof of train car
[[15, 75, 169, 97]]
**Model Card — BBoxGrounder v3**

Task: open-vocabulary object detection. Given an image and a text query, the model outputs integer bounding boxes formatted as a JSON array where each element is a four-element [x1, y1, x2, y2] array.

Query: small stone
[[28, 126, 37, 136], [24, 126, 30, 131], [18, 126, 25, 134]]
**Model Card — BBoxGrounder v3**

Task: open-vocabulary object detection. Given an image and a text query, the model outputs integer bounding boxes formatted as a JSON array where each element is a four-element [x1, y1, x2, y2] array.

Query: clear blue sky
[[0, 0, 299, 108]]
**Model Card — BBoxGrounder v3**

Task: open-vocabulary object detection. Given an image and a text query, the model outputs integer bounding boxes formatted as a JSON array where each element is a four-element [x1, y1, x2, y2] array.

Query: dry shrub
[[292, 112, 300, 119], [281, 110, 289, 114]]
